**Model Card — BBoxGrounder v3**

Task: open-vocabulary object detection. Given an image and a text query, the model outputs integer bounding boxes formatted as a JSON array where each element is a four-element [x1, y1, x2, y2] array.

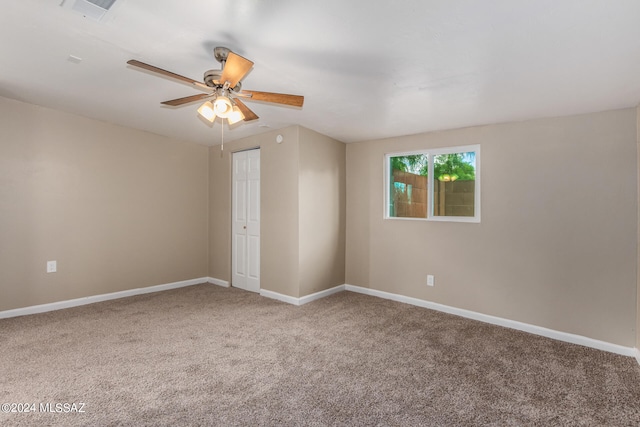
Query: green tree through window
[[390, 154, 428, 176], [434, 153, 475, 181]]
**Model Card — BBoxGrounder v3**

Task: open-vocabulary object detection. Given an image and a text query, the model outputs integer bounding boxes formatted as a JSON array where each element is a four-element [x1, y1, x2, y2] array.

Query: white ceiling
[[2, 0, 640, 146]]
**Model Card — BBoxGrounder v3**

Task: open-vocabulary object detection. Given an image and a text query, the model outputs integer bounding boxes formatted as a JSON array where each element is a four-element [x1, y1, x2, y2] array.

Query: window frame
[[384, 144, 480, 223]]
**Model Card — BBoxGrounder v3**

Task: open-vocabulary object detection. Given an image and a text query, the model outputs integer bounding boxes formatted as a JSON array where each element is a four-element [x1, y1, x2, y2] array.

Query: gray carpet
[[1, 284, 639, 426]]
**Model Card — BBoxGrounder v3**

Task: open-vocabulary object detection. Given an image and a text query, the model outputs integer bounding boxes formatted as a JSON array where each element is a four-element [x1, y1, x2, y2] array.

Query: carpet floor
[[1, 284, 639, 426]]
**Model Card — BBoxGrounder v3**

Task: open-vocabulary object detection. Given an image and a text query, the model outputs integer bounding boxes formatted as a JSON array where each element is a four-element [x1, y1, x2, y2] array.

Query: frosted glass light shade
[[227, 106, 245, 125], [213, 96, 233, 118], [197, 101, 216, 122]]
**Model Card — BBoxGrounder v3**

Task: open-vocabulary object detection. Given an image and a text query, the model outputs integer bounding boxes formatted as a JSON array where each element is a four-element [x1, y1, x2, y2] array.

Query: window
[[385, 145, 480, 222]]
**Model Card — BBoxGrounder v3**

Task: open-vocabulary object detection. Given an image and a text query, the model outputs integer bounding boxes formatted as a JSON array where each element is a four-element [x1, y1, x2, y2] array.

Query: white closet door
[[232, 149, 260, 293]]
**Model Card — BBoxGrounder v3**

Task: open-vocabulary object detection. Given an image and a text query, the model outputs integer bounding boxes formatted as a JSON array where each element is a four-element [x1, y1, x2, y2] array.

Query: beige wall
[[345, 142, 372, 288], [346, 109, 638, 347], [298, 127, 346, 296], [0, 97, 209, 311], [208, 125, 345, 298]]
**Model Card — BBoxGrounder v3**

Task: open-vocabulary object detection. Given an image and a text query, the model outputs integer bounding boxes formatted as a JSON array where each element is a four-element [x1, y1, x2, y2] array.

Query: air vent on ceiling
[[71, 0, 117, 21]]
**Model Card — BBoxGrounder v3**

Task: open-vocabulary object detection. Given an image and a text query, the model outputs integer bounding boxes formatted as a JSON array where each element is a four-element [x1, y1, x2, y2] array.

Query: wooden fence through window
[[391, 170, 428, 218], [391, 170, 475, 218]]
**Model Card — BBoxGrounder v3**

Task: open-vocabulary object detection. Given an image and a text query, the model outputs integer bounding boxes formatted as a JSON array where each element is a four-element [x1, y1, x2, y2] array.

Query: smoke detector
[[61, 0, 118, 21]]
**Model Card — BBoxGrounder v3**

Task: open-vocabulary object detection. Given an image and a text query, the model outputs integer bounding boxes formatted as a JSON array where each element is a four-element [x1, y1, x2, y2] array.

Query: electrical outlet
[[47, 260, 57, 273], [427, 275, 434, 287]]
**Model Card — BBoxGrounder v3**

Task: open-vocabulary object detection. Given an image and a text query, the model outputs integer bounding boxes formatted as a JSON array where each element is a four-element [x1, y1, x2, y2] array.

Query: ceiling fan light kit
[[126, 46, 304, 132]]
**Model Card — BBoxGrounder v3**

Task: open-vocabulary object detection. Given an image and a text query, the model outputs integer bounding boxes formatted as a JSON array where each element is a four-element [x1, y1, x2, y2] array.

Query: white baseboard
[[635, 348, 640, 366], [207, 277, 230, 288], [0, 277, 209, 319], [260, 285, 346, 306], [299, 285, 346, 305], [344, 284, 637, 358], [260, 289, 300, 305]]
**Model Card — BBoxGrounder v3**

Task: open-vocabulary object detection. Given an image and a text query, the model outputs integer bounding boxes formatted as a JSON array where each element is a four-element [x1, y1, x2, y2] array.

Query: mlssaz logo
[[39, 402, 86, 413]]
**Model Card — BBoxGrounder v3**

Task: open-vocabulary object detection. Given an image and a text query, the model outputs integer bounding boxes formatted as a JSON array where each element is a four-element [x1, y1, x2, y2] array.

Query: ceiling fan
[[127, 47, 304, 125]]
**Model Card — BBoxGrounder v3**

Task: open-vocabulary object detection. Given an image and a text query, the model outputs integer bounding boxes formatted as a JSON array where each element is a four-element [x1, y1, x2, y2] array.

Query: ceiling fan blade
[[161, 93, 212, 106], [193, 81, 210, 91], [220, 52, 254, 88], [241, 90, 304, 107], [233, 98, 259, 121], [127, 59, 201, 86]]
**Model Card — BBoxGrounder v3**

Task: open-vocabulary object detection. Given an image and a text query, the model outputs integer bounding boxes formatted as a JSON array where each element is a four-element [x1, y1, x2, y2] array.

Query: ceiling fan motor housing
[[204, 70, 222, 87], [204, 69, 241, 92]]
